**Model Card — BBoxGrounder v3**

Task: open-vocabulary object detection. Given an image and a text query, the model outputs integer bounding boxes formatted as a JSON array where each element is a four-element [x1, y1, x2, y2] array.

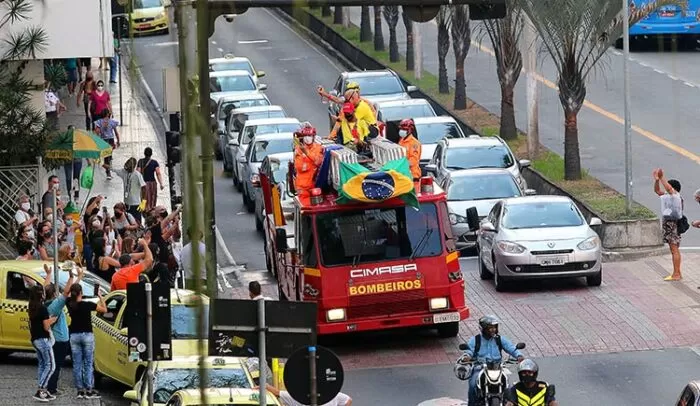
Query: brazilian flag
[[337, 157, 419, 209]]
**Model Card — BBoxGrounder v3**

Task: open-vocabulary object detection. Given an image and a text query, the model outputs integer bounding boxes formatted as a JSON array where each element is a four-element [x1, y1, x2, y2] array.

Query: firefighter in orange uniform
[[294, 125, 325, 198], [398, 118, 422, 180]]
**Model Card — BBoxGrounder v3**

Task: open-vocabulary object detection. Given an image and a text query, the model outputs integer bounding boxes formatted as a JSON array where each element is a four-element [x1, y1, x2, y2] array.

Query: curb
[[602, 246, 667, 262]]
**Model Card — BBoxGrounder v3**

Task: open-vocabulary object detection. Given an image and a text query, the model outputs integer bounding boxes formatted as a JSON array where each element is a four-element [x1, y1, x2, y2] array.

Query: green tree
[[402, 7, 414, 71], [519, 0, 686, 179], [333, 6, 343, 25], [0, 0, 50, 166]]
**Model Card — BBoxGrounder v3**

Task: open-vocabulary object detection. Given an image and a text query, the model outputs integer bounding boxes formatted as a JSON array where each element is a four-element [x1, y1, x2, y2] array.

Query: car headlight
[[156, 12, 166, 19], [497, 240, 526, 254], [449, 213, 466, 225], [326, 308, 346, 322], [429, 297, 449, 311], [577, 236, 599, 251]]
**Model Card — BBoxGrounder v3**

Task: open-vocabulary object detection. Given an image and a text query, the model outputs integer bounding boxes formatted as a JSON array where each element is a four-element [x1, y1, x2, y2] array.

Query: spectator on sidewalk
[[15, 195, 37, 241], [44, 83, 66, 132], [16, 240, 35, 260], [653, 168, 684, 281], [94, 109, 120, 180], [37, 222, 56, 262], [87, 81, 112, 131], [91, 236, 120, 283], [115, 157, 147, 225], [181, 228, 205, 290], [64, 58, 78, 95], [109, 35, 119, 84], [42, 175, 61, 219], [77, 72, 96, 130], [42, 265, 73, 398], [28, 284, 58, 402], [67, 281, 107, 400], [137, 148, 164, 211], [111, 237, 153, 290], [79, 58, 92, 80], [112, 202, 140, 238], [62, 127, 83, 202], [249, 281, 271, 300]]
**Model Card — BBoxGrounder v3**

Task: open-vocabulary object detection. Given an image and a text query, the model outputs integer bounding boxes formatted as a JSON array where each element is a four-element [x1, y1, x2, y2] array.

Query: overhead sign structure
[[284, 345, 345, 405], [125, 282, 173, 362]]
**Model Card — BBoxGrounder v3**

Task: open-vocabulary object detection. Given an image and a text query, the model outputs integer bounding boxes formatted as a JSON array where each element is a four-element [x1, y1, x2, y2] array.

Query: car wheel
[[478, 250, 492, 280], [256, 213, 264, 232], [215, 147, 223, 160], [246, 192, 255, 213], [437, 321, 459, 338], [587, 268, 602, 287], [493, 258, 508, 292]]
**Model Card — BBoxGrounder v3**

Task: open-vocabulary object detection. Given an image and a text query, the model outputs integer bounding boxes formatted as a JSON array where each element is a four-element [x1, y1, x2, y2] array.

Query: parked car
[[239, 132, 295, 212], [222, 105, 287, 172], [208, 55, 266, 88], [129, 0, 169, 36], [468, 195, 603, 291], [213, 92, 271, 160], [675, 381, 700, 406], [232, 117, 301, 191], [253, 152, 294, 233], [439, 168, 535, 252], [325, 69, 417, 128], [164, 388, 280, 406], [426, 135, 530, 189], [210, 70, 266, 104]]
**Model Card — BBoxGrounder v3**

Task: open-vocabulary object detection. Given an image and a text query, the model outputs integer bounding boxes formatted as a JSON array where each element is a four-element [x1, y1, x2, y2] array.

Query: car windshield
[[134, 0, 161, 8], [380, 104, 435, 121], [416, 123, 463, 144], [254, 123, 300, 136], [316, 203, 442, 266], [350, 75, 404, 96], [271, 159, 290, 184], [210, 61, 254, 75], [210, 75, 256, 93], [219, 99, 270, 119], [501, 201, 584, 229], [446, 145, 514, 169], [247, 110, 285, 121], [171, 304, 209, 339], [448, 173, 521, 201], [39, 267, 108, 298], [251, 139, 293, 162], [153, 367, 249, 403]]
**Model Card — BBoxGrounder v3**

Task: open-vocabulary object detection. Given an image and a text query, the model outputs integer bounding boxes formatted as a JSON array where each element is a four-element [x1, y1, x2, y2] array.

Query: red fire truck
[[258, 139, 469, 337]]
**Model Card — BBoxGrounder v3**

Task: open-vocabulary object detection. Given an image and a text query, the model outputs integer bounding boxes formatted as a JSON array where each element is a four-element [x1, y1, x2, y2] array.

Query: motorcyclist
[[504, 359, 558, 406], [460, 315, 525, 406]]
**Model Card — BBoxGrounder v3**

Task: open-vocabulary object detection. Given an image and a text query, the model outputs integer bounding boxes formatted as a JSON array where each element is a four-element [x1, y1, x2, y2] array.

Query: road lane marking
[[217, 47, 224, 53], [684, 81, 696, 88], [238, 39, 268, 44], [145, 41, 178, 47]]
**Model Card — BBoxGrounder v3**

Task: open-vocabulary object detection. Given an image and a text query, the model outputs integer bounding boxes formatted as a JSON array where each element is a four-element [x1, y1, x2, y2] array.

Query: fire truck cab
[[260, 138, 469, 337]]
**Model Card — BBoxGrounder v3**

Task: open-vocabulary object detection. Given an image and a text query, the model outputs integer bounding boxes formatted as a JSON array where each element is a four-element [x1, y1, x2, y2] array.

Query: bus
[[625, 0, 700, 46]]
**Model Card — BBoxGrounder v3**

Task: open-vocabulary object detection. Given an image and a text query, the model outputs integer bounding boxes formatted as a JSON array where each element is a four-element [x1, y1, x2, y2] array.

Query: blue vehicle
[[626, 0, 700, 44]]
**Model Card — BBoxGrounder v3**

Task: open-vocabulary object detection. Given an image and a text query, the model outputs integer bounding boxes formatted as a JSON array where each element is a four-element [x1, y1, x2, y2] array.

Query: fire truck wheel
[[256, 215, 264, 232], [278, 285, 287, 301], [437, 322, 459, 338]]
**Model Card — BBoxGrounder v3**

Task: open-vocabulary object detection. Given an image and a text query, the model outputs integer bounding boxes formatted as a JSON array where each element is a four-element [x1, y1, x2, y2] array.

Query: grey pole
[[117, 15, 124, 127], [309, 346, 318, 406], [623, 0, 633, 212], [258, 299, 267, 406], [52, 188, 58, 287], [146, 283, 154, 406]]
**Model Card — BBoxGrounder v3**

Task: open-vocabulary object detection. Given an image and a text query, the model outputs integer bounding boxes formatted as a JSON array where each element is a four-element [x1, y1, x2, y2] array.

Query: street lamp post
[[623, 0, 633, 213]]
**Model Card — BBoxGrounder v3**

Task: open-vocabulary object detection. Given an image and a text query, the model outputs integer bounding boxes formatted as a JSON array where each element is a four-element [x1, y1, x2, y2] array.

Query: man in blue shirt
[[42, 264, 76, 396], [461, 315, 524, 406]]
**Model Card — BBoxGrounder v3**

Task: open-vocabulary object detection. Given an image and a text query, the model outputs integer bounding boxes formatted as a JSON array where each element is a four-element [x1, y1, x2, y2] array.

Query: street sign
[[125, 282, 173, 362], [208, 299, 317, 358], [284, 345, 344, 405]]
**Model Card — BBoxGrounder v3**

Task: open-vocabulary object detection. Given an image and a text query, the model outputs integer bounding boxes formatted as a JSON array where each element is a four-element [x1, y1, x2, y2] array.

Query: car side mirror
[[524, 189, 537, 196], [228, 139, 239, 147], [466, 207, 480, 232], [329, 89, 338, 97], [120, 327, 128, 336], [519, 159, 531, 168], [123, 390, 139, 401], [424, 164, 437, 174], [275, 227, 288, 253], [589, 217, 602, 226], [458, 343, 468, 351], [481, 221, 496, 232], [515, 342, 526, 350], [257, 70, 266, 78], [406, 85, 418, 93], [257, 83, 268, 91]]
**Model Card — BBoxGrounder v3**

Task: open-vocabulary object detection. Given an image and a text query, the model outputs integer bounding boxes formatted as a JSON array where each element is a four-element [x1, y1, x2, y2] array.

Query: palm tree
[[402, 7, 414, 71], [450, 5, 471, 110], [383, 6, 400, 62], [519, 0, 686, 180], [479, 0, 524, 140], [373, 6, 385, 51], [436, 7, 452, 94], [0, 0, 51, 166], [333, 6, 343, 25], [360, 6, 372, 42]]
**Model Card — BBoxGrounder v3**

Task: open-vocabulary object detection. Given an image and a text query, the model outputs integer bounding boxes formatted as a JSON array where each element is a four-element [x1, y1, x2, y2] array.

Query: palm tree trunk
[[499, 84, 517, 140], [564, 110, 582, 180], [334, 6, 343, 24], [389, 28, 399, 62], [374, 6, 385, 51], [438, 57, 449, 93], [360, 7, 372, 42], [322, 5, 331, 17], [454, 58, 467, 110], [405, 19, 414, 71]]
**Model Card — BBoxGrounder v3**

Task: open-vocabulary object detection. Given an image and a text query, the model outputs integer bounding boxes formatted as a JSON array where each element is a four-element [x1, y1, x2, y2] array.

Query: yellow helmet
[[346, 81, 360, 90]]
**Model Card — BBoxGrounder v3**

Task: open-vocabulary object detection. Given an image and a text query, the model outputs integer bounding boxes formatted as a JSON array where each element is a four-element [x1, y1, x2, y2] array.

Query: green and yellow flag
[[337, 158, 419, 208]]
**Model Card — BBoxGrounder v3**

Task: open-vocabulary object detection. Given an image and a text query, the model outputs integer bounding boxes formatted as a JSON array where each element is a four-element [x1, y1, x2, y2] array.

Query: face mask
[[43, 231, 51, 239], [21, 202, 30, 211], [52, 183, 59, 190], [520, 374, 536, 384], [97, 84, 104, 90], [303, 136, 313, 145], [115, 211, 123, 217], [399, 130, 408, 138], [65, 219, 73, 226], [46, 215, 53, 222]]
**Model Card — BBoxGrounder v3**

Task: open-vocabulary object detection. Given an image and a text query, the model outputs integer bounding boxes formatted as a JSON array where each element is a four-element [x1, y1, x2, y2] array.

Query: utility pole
[[622, 0, 633, 212], [414, 22, 422, 80], [522, 14, 539, 160]]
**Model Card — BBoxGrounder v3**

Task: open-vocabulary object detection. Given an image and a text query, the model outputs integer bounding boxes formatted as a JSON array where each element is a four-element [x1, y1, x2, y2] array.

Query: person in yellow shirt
[[318, 82, 378, 136], [398, 118, 422, 180], [328, 102, 370, 152]]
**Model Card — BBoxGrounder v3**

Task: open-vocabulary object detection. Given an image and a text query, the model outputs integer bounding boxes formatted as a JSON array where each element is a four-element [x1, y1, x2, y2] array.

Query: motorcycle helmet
[[398, 118, 416, 135], [453, 359, 472, 381], [517, 359, 539, 383], [478, 315, 500, 336]]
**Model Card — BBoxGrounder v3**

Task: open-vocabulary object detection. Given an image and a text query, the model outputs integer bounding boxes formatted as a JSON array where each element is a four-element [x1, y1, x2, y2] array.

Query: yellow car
[[130, 0, 169, 36], [123, 356, 260, 406], [165, 388, 281, 406], [0, 260, 109, 355], [93, 289, 209, 387]]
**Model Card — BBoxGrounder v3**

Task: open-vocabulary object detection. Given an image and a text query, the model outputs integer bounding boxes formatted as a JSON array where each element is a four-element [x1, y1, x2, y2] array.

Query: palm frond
[[3, 25, 48, 60], [450, 4, 471, 58], [383, 5, 399, 26], [0, 0, 33, 29]]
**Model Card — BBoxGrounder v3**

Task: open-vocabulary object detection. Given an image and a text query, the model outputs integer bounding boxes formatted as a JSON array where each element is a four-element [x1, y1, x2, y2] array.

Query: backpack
[[472, 334, 503, 357]]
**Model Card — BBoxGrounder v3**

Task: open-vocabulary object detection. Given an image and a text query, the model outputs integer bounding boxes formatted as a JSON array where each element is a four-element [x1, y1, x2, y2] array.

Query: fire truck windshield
[[315, 203, 442, 267]]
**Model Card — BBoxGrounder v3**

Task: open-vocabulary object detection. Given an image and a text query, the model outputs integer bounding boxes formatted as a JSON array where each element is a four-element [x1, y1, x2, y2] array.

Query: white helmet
[[453, 359, 473, 381]]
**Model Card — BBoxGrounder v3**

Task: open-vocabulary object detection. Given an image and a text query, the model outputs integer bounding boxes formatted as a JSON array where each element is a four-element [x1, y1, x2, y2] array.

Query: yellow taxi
[[0, 260, 109, 355], [123, 356, 261, 406], [165, 388, 281, 406], [93, 288, 209, 387], [130, 0, 169, 36]]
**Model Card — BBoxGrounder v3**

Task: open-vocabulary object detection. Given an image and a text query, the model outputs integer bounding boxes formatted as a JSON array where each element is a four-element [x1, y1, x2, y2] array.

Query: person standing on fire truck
[[294, 125, 325, 198], [328, 102, 369, 152], [398, 118, 422, 180]]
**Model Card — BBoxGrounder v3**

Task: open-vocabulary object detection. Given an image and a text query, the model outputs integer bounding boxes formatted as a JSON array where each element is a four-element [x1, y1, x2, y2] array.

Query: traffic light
[[165, 131, 181, 166]]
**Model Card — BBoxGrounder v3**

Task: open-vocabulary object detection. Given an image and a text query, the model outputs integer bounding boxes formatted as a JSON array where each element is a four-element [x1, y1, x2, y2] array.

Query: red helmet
[[399, 118, 415, 134], [300, 125, 317, 137], [341, 102, 356, 115]]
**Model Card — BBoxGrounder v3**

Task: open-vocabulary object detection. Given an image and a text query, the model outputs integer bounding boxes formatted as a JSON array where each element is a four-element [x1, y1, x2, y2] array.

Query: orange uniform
[[294, 143, 324, 196], [399, 134, 422, 180]]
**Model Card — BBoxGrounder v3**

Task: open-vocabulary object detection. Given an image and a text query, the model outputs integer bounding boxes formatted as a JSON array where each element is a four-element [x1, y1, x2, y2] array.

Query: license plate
[[138, 23, 151, 28], [660, 11, 675, 17], [433, 312, 460, 324], [538, 256, 567, 266]]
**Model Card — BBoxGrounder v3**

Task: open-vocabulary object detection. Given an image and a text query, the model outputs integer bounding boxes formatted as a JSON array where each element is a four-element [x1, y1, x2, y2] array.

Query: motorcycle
[[456, 342, 526, 406]]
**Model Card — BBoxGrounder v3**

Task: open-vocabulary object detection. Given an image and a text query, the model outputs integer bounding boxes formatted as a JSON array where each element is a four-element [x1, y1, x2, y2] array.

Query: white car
[[209, 55, 266, 88], [223, 105, 287, 172], [253, 152, 294, 233], [412, 116, 467, 171], [213, 92, 271, 160], [375, 98, 437, 123], [209, 70, 266, 104]]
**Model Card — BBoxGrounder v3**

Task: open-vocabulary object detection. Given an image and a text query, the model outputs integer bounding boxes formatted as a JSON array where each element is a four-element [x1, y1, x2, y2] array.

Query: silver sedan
[[468, 195, 603, 291]]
